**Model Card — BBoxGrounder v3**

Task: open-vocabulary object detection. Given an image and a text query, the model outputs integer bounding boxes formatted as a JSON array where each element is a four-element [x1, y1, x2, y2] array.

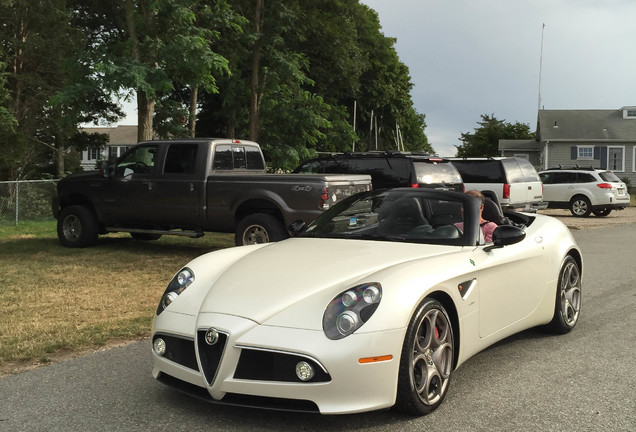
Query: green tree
[[197, 1, 430, 170], [456, 114, 535, 157], [0, 0, 118, 179], [71, 0, 233, 142]]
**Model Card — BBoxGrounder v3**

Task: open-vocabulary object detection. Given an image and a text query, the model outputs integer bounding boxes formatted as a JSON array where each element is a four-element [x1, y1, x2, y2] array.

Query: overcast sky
[[362, 0, 636, 156]]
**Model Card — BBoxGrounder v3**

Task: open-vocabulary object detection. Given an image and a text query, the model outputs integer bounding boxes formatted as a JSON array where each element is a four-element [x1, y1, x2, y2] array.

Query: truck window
[[116, 145, 158, 177], [245, 146, 265, 169], [164, 144, 198, 175], [213, 145, 265, 170]]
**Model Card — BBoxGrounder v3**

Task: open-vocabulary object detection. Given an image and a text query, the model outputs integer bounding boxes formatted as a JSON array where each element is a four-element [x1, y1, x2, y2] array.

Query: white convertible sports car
[[151, 188, 582, 415]]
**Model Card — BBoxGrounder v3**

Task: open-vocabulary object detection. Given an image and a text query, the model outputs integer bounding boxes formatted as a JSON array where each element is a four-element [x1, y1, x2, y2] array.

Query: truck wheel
[[130, 233, 162, 241], [235, 213, 289, 246], [57, 205, 99, 248]]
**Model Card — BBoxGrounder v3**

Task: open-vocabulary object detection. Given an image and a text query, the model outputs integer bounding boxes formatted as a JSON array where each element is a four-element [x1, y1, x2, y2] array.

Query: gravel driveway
[[538, 206, 636, 230]]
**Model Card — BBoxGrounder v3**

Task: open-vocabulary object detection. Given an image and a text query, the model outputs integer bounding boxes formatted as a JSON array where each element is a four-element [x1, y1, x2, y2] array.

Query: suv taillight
[[503, 184, 510, 199], [596, 183, 612, 189], [410, 183, 420, 188]]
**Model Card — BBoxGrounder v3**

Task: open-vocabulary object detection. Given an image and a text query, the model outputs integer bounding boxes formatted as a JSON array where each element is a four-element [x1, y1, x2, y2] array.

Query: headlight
[[323, 283, 382, 340], [156, 267, 194, 315]]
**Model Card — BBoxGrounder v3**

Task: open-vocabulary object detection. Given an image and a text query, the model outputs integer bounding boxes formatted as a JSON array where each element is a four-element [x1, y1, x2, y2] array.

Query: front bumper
[[151, 311, 405, 414]]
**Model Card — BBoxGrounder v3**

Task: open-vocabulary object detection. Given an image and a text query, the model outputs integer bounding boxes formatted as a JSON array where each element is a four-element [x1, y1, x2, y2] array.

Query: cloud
[[363, 0, 636, 156]]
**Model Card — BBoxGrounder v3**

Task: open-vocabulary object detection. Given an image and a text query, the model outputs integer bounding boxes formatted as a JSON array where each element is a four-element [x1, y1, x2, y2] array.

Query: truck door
[[151, 143, 204, 228], [100, 144, 160, 225]]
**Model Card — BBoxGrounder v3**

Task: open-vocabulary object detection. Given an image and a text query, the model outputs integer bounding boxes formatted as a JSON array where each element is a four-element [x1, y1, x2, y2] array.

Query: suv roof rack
[[544, 165, 596, 171]]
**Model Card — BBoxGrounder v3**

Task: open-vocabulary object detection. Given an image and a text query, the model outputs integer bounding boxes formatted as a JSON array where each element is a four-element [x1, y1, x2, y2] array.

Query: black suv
[[293, 152, 464, 192]]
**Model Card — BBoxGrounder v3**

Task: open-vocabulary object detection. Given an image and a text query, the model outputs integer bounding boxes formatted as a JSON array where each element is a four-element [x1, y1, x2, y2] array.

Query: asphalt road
[[1, 224, 635, 432]]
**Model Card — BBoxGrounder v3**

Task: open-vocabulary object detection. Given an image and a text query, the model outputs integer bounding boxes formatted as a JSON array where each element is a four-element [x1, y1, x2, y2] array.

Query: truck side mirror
[[288, 220, 307, 236], [100, 161, 116, 178]]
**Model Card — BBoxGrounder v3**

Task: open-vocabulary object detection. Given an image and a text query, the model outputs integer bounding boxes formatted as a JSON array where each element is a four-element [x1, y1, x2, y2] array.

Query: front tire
[[57, 205, 99, 248], [395, 299, 454, 416], [592, 208, 612, 217], [234, 213, 289, 246], [569, 196, 592, 217], [546, 255, 581, 334]]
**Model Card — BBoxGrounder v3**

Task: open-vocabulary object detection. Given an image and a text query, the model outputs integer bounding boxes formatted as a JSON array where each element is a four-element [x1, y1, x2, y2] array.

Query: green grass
[[0, 222, 234, 372]]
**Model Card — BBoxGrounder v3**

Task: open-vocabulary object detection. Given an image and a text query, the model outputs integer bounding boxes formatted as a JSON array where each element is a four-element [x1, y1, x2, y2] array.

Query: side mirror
[[288, 220, 307, 236], [99, 161, 115, 178], [491, 225, 526, 247]]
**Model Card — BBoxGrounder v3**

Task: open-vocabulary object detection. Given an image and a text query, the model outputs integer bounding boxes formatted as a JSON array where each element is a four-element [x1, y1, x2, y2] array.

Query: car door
[[516, 158, 543, 205], [543, 172, 576, 203], [475, 235, 550, 339], [151, 142, 205, 228], [100, 144, 160, 225]]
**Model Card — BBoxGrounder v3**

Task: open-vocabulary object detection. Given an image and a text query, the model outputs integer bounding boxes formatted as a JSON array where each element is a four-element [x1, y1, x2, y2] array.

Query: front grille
[[234, 348, 331, 383], [197, 329, 228, 385], [157, 373, 320, 413], [153, 334, 198, 370]]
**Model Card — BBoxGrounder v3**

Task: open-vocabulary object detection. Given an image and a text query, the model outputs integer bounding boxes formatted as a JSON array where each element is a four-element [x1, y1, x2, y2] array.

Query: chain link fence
[[0, 180, 58, 225]]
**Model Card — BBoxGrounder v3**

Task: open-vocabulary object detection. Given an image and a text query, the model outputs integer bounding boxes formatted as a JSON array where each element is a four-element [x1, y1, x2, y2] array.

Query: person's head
[[465, 189, 486, 218], [465, 189, 485, 205]]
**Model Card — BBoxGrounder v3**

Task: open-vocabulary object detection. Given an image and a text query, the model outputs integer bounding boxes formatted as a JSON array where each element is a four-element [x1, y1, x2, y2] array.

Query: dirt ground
[[538, 206, 636, 230]]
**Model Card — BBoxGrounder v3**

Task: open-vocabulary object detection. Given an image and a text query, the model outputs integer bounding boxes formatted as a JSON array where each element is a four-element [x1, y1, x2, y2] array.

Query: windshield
[[413, 162, 463, 184], [301, 189, 474, 246]]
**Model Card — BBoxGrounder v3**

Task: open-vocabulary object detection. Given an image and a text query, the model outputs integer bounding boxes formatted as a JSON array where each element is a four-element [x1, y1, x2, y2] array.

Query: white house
[[78, 125, 138, 171], [500, 106, 636, 186]]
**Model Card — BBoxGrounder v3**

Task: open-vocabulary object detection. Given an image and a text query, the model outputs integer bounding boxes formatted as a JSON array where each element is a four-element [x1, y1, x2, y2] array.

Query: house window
[[577, 146, 594, 160], [626, 110, 636, 118], [608, 146, 624, 172], [88, 148, 100, 161]]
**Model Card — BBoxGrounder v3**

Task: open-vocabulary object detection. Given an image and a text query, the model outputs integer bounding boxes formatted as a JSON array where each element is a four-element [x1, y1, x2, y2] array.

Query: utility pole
[[537, 23, 545, 112]]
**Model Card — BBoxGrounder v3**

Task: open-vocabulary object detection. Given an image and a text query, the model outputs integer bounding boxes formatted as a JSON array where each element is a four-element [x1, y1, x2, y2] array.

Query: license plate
[[617, 189, 625, 196]]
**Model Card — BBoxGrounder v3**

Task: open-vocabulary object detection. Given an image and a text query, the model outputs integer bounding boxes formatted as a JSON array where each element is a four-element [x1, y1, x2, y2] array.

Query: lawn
[[0, 221, 234, 373]]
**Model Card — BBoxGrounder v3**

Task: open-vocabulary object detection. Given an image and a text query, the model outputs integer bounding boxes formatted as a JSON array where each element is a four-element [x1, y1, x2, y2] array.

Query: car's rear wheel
[[235, 213, 289, 246], [395, 298, 454, 416], [57, 205, 99, 248], [546, 255, 581, 334], [592, 208, 612, 217], [569, 196, 592, 217]]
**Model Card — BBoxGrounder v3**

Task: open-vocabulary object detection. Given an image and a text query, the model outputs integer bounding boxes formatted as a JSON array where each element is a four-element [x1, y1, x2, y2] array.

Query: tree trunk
[[188, 85, 198, 138], [249, 0, 264, 141], [137, 90, 154, 142], [56, 141, 65, 177]]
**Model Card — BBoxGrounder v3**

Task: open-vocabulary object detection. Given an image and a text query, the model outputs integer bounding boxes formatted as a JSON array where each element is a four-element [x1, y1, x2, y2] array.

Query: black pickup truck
[[53, 138, 371, 247]]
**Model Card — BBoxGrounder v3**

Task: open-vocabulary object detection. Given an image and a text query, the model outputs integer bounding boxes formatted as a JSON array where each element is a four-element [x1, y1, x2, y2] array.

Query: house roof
[[499, 139, 542, 151], [79, 125, 138, 145], [538, 109, 636, 141]]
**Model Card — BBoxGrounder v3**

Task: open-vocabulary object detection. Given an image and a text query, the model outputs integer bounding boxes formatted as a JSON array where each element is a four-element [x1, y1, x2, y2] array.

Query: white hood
[[198, 237, 455, 323]]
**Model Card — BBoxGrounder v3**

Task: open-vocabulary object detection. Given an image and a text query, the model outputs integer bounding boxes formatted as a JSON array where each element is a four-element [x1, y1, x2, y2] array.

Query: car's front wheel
[[546, 255, 581, 334], [57, 205, 99, 248], [592, 208, 612, 217], [395, 298, 454, 416], [569, 196, 592, 217]]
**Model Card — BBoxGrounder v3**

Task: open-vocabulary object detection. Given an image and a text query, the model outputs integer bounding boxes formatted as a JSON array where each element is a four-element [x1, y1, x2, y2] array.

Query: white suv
[[539, 168, 631, 217]]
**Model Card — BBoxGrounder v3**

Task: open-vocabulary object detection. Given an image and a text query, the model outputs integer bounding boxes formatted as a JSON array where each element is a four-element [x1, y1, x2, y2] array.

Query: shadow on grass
[[0, 232, 235, 259]]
